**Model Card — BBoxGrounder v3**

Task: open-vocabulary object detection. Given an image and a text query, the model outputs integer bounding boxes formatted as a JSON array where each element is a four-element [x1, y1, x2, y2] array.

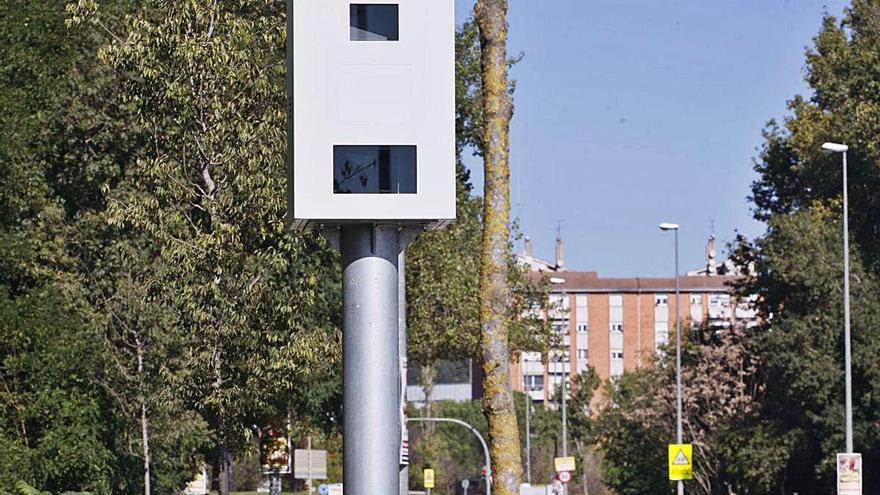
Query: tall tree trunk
[[474, 2, 522, 495], [137, 338, 152, 495]]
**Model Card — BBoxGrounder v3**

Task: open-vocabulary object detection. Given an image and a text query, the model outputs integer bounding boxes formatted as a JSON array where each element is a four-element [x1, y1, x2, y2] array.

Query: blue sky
[[454, 0, 850, 276]]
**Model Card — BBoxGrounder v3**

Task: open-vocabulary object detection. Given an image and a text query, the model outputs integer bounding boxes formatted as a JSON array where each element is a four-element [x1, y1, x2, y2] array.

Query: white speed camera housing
[[288, 0, 456, 230]]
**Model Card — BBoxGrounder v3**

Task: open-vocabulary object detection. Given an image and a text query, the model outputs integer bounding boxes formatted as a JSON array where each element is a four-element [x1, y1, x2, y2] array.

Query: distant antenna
[[555, 219, 565, 239], [707, 218, 716, 236]]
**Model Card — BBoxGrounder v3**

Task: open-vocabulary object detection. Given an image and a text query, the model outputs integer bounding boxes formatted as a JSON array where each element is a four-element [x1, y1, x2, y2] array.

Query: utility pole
[[659, 222, 683, 495], [340, 225, 410, 495], [549, 277, 569, 495], [524, 391, 531, 484], [821, 142, 854, 453], [306, 435, 312, 494]]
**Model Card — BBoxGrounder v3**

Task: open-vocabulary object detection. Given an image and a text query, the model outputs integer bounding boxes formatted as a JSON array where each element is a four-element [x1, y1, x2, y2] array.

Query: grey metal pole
[[674, 229, 683, 495], [525, 391, 532, 484], [306, 435, 312, 494], [407, 417, 491, 495], [341, 225, 402, 495], [842, 150, 854, 454], [561, 288, 568, 495], [399, 249, 410, 495]]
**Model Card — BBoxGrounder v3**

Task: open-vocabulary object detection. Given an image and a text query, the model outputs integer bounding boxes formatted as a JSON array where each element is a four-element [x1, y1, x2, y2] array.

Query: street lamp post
[[524, 381, 532, 485], [549, 277, 568, 495], [821, 142, 854, 453], [659, 222, 683, 495]]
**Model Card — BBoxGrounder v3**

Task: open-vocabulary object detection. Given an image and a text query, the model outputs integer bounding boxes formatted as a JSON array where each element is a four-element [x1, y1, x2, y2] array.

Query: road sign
[[668, 444, 693, 481], [837, 453, 862, 495], [259, 428, 291, 474], [328, 484, 343, 495], [461, 479, 470, 489], [293, 449, 328, 480], [557, 471, 572, 484], [424, 468, 435, 489], [318, 484, 329, 495], [554, 456, 576, 472]]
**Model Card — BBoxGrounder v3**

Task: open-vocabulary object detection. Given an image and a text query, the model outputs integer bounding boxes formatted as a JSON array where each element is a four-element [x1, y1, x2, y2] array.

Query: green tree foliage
[[66, 1, 342, 492], [595, 328, 766, 495], [736, 1, 880, 491], [408, 400, 490, 495]]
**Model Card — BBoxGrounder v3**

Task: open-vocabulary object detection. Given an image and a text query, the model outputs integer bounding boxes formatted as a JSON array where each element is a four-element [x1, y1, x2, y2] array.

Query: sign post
[[668, 444, 693, 482], [837, 453, 862, 495]]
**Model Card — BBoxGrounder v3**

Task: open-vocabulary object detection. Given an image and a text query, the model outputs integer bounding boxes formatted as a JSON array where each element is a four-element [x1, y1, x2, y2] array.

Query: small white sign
[[183, 465, 208, 495], [837, 453, 862, 495], [294, 449, 328, 480]]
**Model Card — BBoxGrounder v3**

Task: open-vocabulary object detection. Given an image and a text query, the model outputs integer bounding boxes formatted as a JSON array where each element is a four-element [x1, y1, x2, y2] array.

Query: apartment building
[[512, 234, 756, 405]]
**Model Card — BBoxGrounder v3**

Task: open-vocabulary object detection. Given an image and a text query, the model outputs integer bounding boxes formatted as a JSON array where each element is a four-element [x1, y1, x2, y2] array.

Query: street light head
[[549, 277, 566, 285], [821, 142, 849, 154], [658, 222, 680, 231]]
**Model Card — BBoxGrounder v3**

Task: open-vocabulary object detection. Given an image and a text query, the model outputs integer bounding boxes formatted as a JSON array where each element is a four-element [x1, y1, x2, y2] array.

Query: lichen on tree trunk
[[474, 1, 522, 495]]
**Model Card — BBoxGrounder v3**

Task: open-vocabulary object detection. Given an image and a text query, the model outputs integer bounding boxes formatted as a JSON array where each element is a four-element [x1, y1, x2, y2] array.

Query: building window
[[655, 295, 668, 306], [575, 294, 588, 321], [576, 323, 588, 333], [350, 4, 399, 41], [609, 294, 623, 330], [333, 145, 416, 194], [611, 351, 624, 359], [524, 374, 544, 392], [577, 349, 588, 359], [709, 294, 730, 307], [690, 294, 703, 324]]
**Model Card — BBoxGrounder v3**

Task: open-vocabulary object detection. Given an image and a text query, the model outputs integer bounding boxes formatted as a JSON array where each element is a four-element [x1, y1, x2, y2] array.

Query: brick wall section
[[669, 292, 689, 334], [588, 293, 610, 381], [622, 294, 639, 372], [635, 293, 656, 368], [510, 359, 522, 393]]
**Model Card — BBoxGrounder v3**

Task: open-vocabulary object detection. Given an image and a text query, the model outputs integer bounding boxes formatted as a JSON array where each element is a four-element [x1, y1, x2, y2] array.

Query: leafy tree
[[68, 1, 342, 493], [736, 1, 880, 491], [595, 327, 765, 495]]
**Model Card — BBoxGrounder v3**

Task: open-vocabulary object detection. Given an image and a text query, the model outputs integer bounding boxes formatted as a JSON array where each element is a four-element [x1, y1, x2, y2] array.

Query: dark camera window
[[350, 4, 399, 41], [333, 145, 416, 194]]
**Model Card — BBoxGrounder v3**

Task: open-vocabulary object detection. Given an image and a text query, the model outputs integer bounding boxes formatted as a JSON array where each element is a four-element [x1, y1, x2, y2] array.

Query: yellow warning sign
[[668, 444, 693, 481], [423, 468, 435, 489], [554, 456, 576, 472]]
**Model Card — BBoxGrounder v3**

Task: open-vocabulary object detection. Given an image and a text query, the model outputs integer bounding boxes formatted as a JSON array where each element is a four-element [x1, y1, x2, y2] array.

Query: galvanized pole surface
[[399, 250, 410, 495], [407, 417, 491, 495], [306, 435, 312, 494], [674, 229, 683, 495], [525, 392, 531, 484], [341, 225, 402, 495], [842, 151, 854, 454], [561, 289, 568, 495]]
